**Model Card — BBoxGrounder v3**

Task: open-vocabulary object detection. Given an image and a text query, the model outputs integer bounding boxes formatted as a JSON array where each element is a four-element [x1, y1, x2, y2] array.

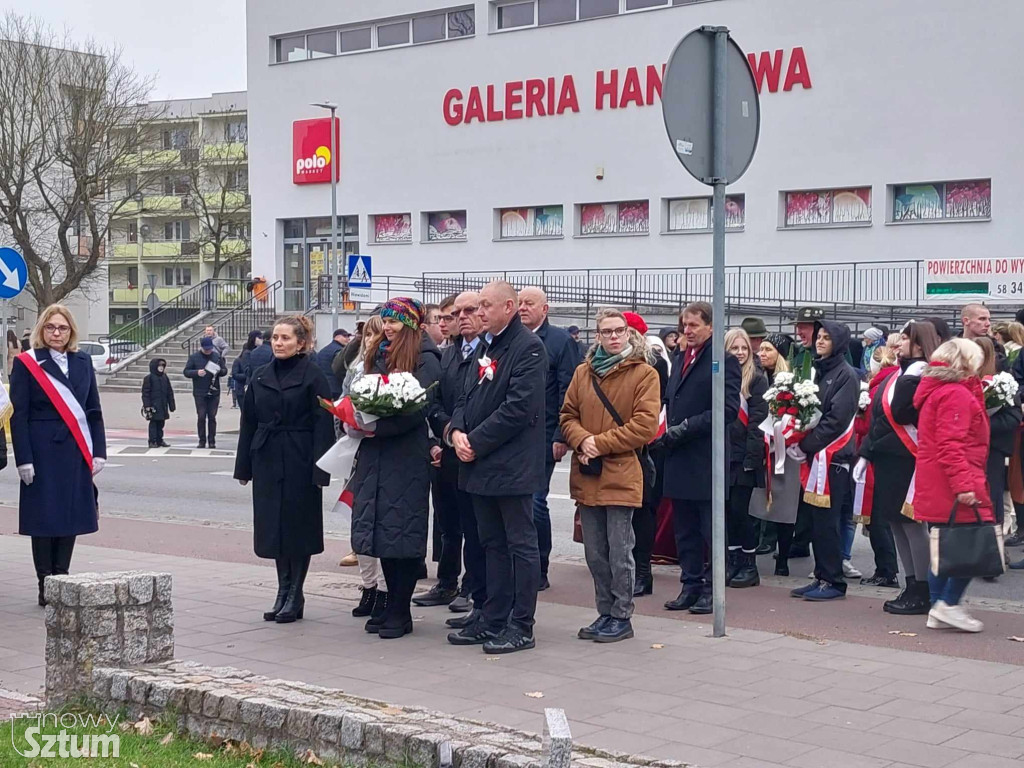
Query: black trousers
[[473, 494, 540, 633], [793, 498, 813, 554], [632, 499, 657, 581], [532, 460, 557, 577], [809, 464, 851, 591], [867, 520, 899, 578], [380, 557, 420, 624], [457, 485, 487, 605], [671, 498, 713, 596], [431, 475, 464, 589], [31, 536, 76, 580], [867, 455, 909, 579], [727, 484, 758, 552], [148, 419, 165, 446], [194, 394, 220, 444]]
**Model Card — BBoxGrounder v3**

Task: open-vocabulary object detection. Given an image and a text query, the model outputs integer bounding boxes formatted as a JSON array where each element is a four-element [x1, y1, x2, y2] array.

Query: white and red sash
[[738, 396, 749, 427], [800, 418, 855, 508], [18, 350, 93, 468]]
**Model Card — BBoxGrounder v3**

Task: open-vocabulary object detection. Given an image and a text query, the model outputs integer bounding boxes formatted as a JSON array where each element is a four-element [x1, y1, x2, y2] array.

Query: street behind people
[[560, 311, 659, 643], [11, 305, 105, 607], [141, 357, 175, 448], [234, 316, 334, 624], [184, 337, 226, 449]]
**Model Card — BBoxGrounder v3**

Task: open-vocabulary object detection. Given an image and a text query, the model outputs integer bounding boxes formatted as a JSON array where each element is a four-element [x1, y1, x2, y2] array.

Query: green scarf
[[591, 344, 632, 378]]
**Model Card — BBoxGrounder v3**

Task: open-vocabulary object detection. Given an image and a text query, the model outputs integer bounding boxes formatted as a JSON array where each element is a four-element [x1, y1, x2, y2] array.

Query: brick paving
[[0, 535, 1022, 766]]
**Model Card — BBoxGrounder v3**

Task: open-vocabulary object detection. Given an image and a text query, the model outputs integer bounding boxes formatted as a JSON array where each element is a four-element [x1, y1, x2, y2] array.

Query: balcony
[[203, 191, 249, 209], [201, 142, 247, 163], [115, 195, 187, 217], [201, 238, 249, 258], [110, 287, 185, 305], [110, 240, 201, 260]]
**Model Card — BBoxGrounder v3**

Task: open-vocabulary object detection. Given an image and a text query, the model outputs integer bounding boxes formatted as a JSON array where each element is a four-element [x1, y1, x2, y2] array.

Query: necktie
[[463, 343, 473, 360]]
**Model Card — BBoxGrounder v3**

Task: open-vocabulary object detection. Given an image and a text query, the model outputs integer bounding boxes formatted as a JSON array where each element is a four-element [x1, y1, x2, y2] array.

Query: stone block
[[80, 607, 117, 637], [154, 574, 172, 602], [314, 709, 346, 745], [543, 708, 572, 768], [408, 731, 447, 768], [79, 580, 116, 607], [152, 603, 174, 631], [261, 701, 289, 731], [122, 632, 149, 666], [187, 687, 205, 714], [59, 609, 77, 634], [123, 606, 149, 633], [250, 731, 269, 750], [239, 698, 265, 726], [44, 605, 59, 629], [496, 755, 541, 768], [148, 630, 174, 662], [363, 721, 386, 755], [186, 714, 206, 738], [148, 681, 176, 709], [91, 668, 113, 700], [202, 690, 225, 719], [219, 693, 242, 722], [384, 723, 421, 761], [287, 707, 316, 741], [340, 712, 373, 750], [109, 673, 129, 701], [128, 677, 150, 704], [128, 574, 154, 603], [460, 744, 505, 768]]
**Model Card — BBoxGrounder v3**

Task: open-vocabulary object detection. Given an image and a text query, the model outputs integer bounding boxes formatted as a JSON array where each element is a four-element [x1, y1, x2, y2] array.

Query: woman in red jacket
[[913, 338, 992, 633]]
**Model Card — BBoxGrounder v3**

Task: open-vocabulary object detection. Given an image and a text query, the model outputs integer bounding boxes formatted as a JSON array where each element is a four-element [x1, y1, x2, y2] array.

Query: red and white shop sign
[[293, 117, 341, 184]]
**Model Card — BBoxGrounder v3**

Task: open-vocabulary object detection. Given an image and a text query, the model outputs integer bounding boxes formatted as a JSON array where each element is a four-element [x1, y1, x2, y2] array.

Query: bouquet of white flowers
[[763, 372, 822, 442], [983, 371, 1018, 412], [346, 372, 433, 417], [858, 381, 870, 412]]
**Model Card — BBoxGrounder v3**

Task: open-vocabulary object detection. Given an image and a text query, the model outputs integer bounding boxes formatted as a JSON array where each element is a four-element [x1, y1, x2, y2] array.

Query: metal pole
[[710, 27, 729, 638], [329, 106, 340, 333], [136, 213, 143, 319], [1, 299, 7, 380]]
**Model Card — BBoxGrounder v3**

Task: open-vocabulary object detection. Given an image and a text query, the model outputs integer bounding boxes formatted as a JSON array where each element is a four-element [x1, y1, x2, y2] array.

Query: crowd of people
[[7, 292, 1022, 650]]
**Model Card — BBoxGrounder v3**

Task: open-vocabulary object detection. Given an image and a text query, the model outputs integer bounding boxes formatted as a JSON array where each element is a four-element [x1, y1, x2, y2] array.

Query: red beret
[[623, 312, 648, 335]]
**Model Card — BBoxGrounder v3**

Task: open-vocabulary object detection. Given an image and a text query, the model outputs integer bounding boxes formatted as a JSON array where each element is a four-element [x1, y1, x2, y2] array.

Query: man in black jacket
[[448, 281, 546, 654], [315, 329, 350, 399], [423, 291, 487, 618], [656, 302, 741, 615], [183, 337, 227, 449], [518, 286, 579, 590], [789, 319, 860, 602]]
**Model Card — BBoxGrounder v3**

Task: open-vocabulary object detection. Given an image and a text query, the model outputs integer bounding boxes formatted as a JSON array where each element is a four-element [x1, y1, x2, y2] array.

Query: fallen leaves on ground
[[380, 706, 404, 716], [160, 732, 174, 746], [193, 753, 214, 761], [650, 643, 665, 649], [887, 631, 918, 637], [301, 749, 324, 765], [485, 656, 501, 662], [523, 691, 544, 699], [1009, 636, 1024, 642], [133, 717, 154, 736]]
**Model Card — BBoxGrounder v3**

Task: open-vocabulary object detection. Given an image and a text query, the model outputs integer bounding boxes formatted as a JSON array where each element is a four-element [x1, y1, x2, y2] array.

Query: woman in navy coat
[[10, 305, 106, 606]]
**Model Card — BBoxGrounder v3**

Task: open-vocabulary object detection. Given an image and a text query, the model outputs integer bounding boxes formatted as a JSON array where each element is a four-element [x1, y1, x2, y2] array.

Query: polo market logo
[[11, 711, 121, 759], [296, 145, 331, 176]]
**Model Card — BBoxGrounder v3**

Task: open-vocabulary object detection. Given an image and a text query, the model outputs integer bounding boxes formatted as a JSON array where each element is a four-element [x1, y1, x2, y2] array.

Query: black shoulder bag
[[582, 376, 657, 492], [931, 502, 1005, 579]]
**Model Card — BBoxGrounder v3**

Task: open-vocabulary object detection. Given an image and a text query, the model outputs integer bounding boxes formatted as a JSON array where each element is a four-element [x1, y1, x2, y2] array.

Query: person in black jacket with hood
[[448, 281, 546, 654], [141, 357, 175, 447], [183, 337, 226, 449], [789, 319, 860, 602]]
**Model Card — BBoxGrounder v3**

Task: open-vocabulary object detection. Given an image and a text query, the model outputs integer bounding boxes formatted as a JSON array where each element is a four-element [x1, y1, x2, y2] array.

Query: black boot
[[633, 574, 653, 597], [264, 559, 292, 621], [379, 560, 416, 639], [37, 576, 47, 607], [51, 536, 75, 577], [725, 550, 741, 587], [774, 558, 790, 577], [31, 537, 53, 608], [352, 586, 377, 617], [731, 552, 761, 588], [275, 556, 309, 623], [883, 576, 931, 615], [364, 590, 389, 633]]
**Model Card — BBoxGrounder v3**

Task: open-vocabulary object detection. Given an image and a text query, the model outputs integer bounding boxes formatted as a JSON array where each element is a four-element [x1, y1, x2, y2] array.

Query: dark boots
[[730, 552, 761, 588], [379, 559, 418, 639], [32, 536, 76, 607], [364, 591, 390, 633], [883, 576, 930, 615], [352, 586, 377, 617], [275, 556, 310, 623], [725, 550, 741, 586], [264, 559, 292, 621]]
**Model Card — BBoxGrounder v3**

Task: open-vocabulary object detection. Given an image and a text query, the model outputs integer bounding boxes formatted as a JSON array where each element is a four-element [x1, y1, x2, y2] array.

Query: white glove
[[786, 445, 807, 463], [852, 458, 868, 484], [17, 464, 34, 486], [92, 457, 106, 477]]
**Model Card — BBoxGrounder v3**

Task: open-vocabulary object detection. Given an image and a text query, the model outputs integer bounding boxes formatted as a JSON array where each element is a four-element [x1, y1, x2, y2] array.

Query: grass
[[0, 704, 354, 767]]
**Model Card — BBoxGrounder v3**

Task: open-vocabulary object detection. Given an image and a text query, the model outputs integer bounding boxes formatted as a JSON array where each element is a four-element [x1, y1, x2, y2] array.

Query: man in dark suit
[[315, 329, 350, 400], [656, 301, 741, 616], [448, 281, 546, 654], [518, 286, 579, 590]]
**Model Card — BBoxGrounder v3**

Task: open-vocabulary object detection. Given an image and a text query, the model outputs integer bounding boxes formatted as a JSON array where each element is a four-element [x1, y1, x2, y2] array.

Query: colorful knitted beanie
[[380, 297, 425, 330]]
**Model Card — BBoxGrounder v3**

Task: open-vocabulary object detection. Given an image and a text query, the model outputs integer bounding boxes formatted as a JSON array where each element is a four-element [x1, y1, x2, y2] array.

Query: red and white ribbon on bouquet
[[316, 395, 379, 521]]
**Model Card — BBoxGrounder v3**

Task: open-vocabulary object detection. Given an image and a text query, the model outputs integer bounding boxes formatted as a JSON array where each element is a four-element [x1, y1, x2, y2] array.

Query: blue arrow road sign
[[0, 248, 27, 299], [347, 254, 371, 287]]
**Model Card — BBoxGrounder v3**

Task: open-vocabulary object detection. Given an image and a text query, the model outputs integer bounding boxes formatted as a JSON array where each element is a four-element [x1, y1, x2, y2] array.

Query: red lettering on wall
[[546, 77, 556, 115], [556, 75, 580, 115], [485, 85, 503, 122], [645, 64, 664, 105], [505, 81, 524, 119], [620, 66, 644, 109], [595, 69, 618, 110], [443, 89, 463, 126], [464, 87, 484, 124], [525, 79, 546, 117], [746, 49, 783, 94], [783, 46, 812, 91]]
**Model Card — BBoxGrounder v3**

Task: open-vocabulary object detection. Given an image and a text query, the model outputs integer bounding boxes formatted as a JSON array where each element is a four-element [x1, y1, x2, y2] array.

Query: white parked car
[[81, 339, 141, 371]]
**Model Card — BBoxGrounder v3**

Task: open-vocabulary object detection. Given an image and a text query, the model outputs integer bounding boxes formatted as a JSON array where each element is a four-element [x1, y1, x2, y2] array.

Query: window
[[283, 219, 304, 239], [224, 120, 248, 143], [341, 27, 372, 52], [448, 9, 475, 37], [579, 0, 619, 19], [666, 195, 745, 232], [579, 201, 649, 235], [413, 14, 446, 43], [124, 175, 138, 198], [783, 187, 871, 228], [164, 221, 191, 241], [164, 267, 192, 286], [425, 210, 467, 242], [307, 30, 337, 58], [892, 179, 991, 223], [227, 169, 249, 191], [377, 21, 410, 47], [498, 2, 535, 28], [371, 213, 412, 244], [538, 0, 575, 24], [128, 267, 139, 287], [227, 221, 250, 239], [162, 128, 191, 150], [163, 175, 189, 195], [499, 206, 564, 238], [126, 221, 138, 244], [276, 35, 307, 62]]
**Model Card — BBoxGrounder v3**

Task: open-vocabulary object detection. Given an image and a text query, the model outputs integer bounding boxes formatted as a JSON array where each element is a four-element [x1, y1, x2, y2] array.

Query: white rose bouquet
[[983, 371, 1018, 412], [858, 381, 870, 412], [763, 372, 822, 443]]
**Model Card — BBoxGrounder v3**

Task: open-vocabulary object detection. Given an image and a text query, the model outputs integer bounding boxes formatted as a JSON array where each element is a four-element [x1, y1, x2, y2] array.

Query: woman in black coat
[[725, 329, 768, 588], [11, 305, 106, 606], [349, 298, 441, 639], [234, 316, 334, 623], [141, 357, 175, 447], [976, 337, 1023, 532]]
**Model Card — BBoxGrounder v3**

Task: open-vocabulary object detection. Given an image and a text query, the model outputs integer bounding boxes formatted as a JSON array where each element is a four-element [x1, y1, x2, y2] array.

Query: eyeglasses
[[450, 306, 479, 318], [598, 326, 628, 339], [439, 314, 454, 323], [43, 324, 71, 334]]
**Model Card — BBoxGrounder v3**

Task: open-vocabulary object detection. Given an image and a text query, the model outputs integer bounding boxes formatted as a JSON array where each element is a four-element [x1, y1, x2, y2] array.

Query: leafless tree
[[0, 13, 167, 307]]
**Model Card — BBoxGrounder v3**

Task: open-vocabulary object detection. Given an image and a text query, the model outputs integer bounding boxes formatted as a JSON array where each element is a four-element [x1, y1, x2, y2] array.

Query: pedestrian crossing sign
[[347, 254, 372, 302]]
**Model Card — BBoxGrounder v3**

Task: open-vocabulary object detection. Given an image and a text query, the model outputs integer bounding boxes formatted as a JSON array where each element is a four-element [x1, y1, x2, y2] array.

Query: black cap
[[333, 328, 351, 338], [795, 306, 826, 323], [567, 325, 580, 335]]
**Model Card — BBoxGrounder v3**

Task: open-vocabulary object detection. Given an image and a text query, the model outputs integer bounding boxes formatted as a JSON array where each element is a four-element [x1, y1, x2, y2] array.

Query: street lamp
[[132, 192, 144, 318], [311, 101, 339, 332]]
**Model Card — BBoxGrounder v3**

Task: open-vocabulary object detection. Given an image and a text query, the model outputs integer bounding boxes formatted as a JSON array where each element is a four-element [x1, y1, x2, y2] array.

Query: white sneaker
[[926, 602, 952, 630], [842, 560, 863, 579], [930, 600, 983, 633]]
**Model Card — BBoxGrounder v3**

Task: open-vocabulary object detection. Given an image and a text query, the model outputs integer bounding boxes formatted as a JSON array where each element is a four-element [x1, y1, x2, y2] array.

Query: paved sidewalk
[[0, 538, 1023, 766]]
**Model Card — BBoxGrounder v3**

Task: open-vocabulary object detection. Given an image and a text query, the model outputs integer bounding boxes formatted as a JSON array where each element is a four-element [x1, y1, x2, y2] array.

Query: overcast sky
[[1, 0, 247, 100]]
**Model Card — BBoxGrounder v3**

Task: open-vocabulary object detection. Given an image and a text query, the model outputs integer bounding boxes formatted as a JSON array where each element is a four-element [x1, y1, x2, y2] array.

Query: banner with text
[[922, 257, 1024, 303]]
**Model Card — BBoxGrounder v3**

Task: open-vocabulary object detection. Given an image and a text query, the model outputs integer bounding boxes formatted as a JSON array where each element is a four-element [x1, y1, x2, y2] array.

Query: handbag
[[589, 376, 657, 490], [930, 502, 1006, 579], [141, 406, 156, 421]]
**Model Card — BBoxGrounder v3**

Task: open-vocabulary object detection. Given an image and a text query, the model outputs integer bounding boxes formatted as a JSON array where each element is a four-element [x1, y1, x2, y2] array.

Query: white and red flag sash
[[878, 362, 924, 519], [800, 418, 855, 508], [649, 406, 667, 443], [17, 350, 93, 468], [738, 396, 749, 427]]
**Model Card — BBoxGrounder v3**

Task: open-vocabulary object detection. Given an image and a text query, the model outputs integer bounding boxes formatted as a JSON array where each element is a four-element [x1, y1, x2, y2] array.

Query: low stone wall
[[45, 572, 686, 768]]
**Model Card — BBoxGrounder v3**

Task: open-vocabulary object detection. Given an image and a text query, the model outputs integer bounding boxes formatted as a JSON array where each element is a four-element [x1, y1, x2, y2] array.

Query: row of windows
[[274, 7, 475, 63], [358, 178, 991, 244], [160, 120, 248, 149], [495, 0, 702, 31]]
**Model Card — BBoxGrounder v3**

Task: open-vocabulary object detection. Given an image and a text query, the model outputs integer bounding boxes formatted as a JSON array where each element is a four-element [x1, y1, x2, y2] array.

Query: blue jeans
[[840, 479, 855, 561], [532, 460, 556, 578], [928, 572, 971, 606]]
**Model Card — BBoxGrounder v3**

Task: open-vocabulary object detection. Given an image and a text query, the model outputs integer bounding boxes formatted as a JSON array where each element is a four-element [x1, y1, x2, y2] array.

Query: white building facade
[[246, 0, 1021, 312]]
